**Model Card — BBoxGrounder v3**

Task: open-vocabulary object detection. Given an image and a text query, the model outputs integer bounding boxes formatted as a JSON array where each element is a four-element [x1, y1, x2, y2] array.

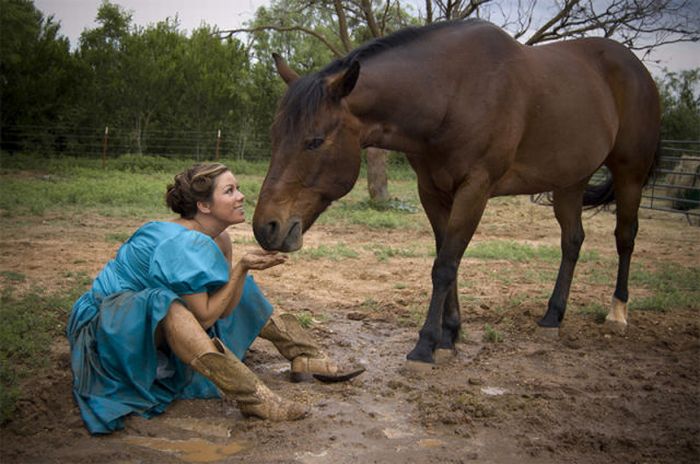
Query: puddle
[[163, 418, 231, 438], [417, 438, 446, 449], [124, 436, 246, 463]]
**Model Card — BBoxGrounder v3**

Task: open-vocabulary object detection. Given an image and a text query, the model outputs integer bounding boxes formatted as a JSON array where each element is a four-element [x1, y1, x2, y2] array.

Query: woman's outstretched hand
[[240, 249, 288, 271]]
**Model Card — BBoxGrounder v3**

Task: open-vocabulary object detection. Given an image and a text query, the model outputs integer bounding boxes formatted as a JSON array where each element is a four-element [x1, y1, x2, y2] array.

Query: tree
[[657, 68, 700, 141], [0, 0, 81, 151]]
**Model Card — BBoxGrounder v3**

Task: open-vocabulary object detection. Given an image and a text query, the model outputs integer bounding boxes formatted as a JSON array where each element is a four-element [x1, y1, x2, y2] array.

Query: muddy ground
[[1, 197, 698, 463]]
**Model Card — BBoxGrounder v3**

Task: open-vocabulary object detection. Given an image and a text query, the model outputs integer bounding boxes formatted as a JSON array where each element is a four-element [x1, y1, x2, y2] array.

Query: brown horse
[[253, 20, 660, 365]]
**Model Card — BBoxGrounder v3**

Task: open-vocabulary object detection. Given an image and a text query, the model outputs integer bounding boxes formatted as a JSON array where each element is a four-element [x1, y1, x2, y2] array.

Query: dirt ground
[[1, 197, 699, 463]]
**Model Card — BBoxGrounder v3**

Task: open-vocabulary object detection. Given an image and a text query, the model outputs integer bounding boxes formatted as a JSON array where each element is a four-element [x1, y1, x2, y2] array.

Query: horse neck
[[347, 59, 443, 154]]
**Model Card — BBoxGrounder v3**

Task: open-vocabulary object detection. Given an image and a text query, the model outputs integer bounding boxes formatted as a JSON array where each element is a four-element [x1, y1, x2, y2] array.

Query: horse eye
[[304, 137, 325, 151]]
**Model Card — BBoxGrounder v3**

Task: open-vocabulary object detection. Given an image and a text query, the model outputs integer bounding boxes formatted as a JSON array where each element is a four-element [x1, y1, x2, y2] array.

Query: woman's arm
[[181, 249, 286, 329]]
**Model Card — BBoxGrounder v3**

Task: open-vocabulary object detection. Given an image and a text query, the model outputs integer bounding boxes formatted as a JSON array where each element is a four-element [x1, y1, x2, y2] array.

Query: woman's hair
[[165, 163, 230, 218]]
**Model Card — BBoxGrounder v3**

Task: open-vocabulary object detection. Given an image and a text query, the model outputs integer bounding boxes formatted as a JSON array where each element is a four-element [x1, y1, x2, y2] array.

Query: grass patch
[[297, 243, 358, 261], [0, 286, 83, 423], [296, 311, 314, 329], [631, 264, 700, 311], [483, 323, 503, 343], [0, 271, 26, 283], [577, 302, 608, 323], [398, 303, 425, 327], [466, 240, 599, 263], [371, 245, 425, 262], [106, 231, 131, 243]]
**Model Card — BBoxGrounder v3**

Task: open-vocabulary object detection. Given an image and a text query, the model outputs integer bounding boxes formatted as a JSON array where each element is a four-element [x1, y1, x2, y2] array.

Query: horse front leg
[[407, 172, 490, 365]]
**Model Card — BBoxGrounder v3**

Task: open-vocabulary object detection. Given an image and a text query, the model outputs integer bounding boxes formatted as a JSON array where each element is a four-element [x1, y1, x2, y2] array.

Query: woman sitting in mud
[[66, 162, 363, 434]]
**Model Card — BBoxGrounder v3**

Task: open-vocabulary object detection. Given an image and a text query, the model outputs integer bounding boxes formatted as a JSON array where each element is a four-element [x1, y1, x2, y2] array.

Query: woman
[[66, 163, 363, 435]]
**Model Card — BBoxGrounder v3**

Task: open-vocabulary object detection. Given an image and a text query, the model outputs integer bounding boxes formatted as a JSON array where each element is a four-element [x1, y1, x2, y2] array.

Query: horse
[[252, 19, 661, 366]]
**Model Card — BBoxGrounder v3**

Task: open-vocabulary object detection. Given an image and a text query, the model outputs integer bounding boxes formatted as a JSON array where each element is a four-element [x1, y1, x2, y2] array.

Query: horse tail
[[582, 172, 615, 208], [582, 140, 662, 209]]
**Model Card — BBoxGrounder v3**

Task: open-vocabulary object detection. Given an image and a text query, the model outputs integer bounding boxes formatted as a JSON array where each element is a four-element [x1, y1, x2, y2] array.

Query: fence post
[[101, 126, 109, 168], [215, 129, 221, 161]]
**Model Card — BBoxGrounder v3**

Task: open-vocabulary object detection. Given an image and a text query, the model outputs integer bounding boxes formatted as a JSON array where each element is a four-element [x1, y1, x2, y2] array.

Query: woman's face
[[207, 170, 246, 225]]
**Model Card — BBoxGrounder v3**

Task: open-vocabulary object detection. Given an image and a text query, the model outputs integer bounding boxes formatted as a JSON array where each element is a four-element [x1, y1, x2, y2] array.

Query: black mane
[[273, 20, 482, 141]]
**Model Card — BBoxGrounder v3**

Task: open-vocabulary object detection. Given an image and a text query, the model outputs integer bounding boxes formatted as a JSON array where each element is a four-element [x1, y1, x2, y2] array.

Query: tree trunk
[[366, 147, 390, 203]]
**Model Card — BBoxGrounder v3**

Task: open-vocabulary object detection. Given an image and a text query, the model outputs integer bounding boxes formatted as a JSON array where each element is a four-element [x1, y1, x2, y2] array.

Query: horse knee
[[431, 261, 457, 289]]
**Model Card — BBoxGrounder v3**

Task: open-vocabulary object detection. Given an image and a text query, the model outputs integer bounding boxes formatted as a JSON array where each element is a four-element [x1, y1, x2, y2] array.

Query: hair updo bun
[[165, 163, 230, 218]]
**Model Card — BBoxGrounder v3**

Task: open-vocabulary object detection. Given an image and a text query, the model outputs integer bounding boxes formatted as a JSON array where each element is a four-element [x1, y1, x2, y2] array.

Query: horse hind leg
[[605, 172, 645, 333], [435, 283, 460, 364], [538, 180, 588, 333]]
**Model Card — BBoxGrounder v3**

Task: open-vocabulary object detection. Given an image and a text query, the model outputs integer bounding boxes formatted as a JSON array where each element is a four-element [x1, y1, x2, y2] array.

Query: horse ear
[[273, 53, 299, 85], [328, 60, 360, 101]]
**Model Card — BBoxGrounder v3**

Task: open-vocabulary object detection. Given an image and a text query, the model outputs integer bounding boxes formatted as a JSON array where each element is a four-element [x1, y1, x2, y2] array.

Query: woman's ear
[[196, 201, 212, 214]]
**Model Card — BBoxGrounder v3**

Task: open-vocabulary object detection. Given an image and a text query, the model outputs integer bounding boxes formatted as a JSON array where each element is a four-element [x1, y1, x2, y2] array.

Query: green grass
[[106, 231, 131, 243], [297, 243, 359, 261], [483, 323, 504, 343], [577, 302, 608, 323], [370, 245, 427, 261], [466, 240, 600, 263], [0, 286, 84, 423], [0, 271, 26, 283], [296, 311, 314, 329], [630, 264, 700, 311]]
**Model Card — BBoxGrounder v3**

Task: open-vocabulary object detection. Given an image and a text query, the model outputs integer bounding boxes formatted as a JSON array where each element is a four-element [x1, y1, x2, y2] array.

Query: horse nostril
[[266, 220, 279, 239]]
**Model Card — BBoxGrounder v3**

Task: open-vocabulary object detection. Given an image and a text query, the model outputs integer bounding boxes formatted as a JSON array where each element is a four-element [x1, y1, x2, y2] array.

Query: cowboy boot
[[259, 313, 365, 382], [190, 337, 308, 421]]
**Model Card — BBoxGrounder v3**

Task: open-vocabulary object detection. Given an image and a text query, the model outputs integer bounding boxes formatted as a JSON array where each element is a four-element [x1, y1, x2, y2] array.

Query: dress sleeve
[[149, 230, 229, 295]]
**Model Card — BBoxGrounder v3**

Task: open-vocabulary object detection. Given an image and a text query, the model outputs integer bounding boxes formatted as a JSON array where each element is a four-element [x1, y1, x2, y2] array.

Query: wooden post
[[215, 129, 221, 161], [101, 126, 109, 168]]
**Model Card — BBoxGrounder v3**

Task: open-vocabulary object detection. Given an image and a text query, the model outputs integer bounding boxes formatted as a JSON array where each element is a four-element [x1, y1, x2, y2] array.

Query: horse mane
[[273, 20, 483, 141]]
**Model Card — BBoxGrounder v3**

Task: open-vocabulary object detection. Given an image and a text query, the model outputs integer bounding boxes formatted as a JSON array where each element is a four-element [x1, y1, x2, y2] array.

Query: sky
[[34, 0, 699, 74]]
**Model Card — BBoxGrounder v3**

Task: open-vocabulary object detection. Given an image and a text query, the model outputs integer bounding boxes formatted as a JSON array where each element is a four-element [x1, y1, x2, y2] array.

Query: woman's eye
[[305, 137, 324, 151]]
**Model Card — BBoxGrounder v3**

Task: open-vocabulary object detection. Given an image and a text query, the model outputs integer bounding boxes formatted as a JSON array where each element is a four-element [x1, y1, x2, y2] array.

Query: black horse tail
[[582, 140, 662, 209], [582, 171, 615, 209]]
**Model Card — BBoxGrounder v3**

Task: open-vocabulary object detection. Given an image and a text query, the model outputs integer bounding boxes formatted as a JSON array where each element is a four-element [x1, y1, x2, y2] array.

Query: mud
[[1, 197, 698, 463]]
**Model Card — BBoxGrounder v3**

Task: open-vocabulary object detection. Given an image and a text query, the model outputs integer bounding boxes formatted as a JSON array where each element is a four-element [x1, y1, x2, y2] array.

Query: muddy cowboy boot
[[190, 338, 308, 421], [259, 313, 365, 382]]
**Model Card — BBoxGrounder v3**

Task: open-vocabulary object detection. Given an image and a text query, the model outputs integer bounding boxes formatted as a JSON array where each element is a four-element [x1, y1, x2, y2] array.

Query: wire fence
[[2, 125, 698, 223], [531, 140, 700, 224], [0, 124, 272, 162]]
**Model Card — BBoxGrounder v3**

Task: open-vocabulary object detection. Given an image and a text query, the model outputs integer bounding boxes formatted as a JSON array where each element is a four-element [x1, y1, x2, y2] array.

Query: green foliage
[[631, 264, 700, 311], [483, 324, 503, 343], [296, 311, 314, 329], [657, 68, 700, 141], [466, 240, 599, 263], [0, 287, 82, 423], [297, 243, 358, 260], [577, 302, 608, 323]]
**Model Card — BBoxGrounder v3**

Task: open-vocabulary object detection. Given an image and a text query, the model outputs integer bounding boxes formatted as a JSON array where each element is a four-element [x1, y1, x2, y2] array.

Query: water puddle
[[124, 436, 246, 463], [162, 418, 231, 438], [417, 438, 446, 449]]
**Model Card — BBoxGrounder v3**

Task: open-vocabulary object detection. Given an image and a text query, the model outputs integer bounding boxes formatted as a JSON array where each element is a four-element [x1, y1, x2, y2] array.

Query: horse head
[[253, 54, 363, 252]]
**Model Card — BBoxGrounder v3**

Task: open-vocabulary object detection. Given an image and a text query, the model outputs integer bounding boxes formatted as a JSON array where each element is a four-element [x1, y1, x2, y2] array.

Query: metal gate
[[530, 140, 700, 224]]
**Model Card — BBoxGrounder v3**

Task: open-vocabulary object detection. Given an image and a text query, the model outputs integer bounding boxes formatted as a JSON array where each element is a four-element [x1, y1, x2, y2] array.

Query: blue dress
[[66, 221, 273, 435]]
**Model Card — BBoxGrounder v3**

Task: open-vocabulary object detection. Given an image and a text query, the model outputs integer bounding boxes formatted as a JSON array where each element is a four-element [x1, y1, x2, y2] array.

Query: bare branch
[[217, 25, 344, 57]]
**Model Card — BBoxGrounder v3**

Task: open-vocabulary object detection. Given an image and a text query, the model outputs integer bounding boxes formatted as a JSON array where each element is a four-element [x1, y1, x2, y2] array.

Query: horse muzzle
[[253, 217, 303, 252]]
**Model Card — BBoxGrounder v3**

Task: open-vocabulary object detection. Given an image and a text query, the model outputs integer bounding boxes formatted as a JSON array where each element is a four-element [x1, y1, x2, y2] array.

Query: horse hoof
[[535, 326, 559, 340], [403, 360, 435, 375], [434, 349, 456, 365], [604, 318, 627, 335]]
